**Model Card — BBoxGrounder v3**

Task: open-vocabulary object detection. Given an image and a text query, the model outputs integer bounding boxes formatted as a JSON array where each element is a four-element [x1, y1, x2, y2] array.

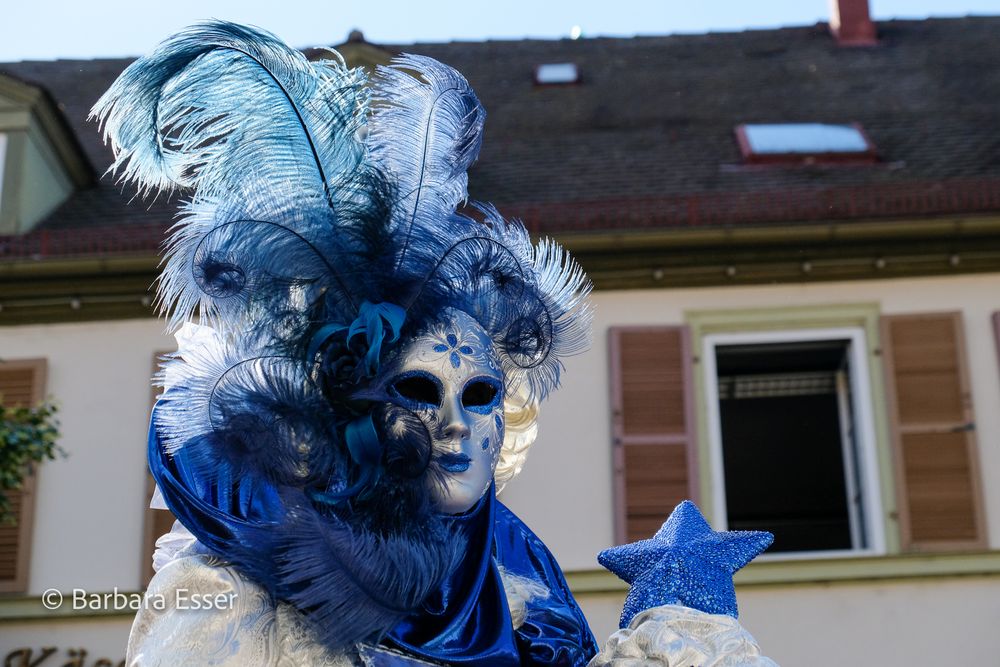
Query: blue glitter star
[[598, 500, 773, 627]]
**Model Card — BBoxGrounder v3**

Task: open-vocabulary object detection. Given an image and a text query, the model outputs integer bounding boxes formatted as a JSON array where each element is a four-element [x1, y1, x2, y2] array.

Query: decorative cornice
[[564, 213, 1000, 290], [2, 214, 1000, 325], [0, 254, 158, 325]]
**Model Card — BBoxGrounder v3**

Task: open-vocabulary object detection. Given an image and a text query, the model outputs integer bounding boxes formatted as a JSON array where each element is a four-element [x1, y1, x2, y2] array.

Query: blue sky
[[2, 0, 998, 61]]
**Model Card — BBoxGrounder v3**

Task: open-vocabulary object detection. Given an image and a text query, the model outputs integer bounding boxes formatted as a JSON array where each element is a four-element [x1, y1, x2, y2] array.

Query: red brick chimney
[[829, 0, 877, 45]]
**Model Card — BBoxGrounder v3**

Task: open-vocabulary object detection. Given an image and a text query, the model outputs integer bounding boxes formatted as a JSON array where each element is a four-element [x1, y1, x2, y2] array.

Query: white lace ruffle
[[588, 603, 779, 667]]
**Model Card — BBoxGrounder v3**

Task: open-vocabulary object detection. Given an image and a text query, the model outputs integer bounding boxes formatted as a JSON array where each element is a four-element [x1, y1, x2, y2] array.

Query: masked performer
[[94, 21, 599, 666]]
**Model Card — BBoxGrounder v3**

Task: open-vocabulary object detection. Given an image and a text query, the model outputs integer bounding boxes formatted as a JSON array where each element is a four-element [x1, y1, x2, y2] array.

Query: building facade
[[2, 6, 1000, 665]]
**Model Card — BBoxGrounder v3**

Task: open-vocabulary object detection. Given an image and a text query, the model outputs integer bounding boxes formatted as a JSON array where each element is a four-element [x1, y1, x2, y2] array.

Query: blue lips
[[437, 453, 472, 473]]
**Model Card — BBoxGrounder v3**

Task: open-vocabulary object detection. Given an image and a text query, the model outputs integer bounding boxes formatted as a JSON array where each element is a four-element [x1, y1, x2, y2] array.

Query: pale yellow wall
[[2, 272, 999, 663], [1, 318, 174, 594], [500, 272, 1000, 569], [578, 575, 1000, 665], [3, 576, 998, 664]]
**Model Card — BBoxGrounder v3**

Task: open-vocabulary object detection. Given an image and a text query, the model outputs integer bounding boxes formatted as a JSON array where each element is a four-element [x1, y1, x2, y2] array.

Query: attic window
[[534, 63, 579, 85], [736, 123, 876, 164]]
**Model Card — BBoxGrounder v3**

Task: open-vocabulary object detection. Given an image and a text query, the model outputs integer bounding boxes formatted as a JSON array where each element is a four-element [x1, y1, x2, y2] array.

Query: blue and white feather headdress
[[93, 21, 591, 649]]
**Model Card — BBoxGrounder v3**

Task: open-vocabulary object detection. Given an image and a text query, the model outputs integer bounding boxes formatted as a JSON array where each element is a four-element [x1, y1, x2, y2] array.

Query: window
[[735, 123, 877, 164], [610, 308, 986, 558], [0, 74, 91, 235], [702, 328, 885, 558], [534, 63, 579, 85]]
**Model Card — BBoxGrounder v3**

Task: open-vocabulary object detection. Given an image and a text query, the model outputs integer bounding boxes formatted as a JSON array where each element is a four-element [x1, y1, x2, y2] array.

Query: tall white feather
[[367, 55, 487, 268]]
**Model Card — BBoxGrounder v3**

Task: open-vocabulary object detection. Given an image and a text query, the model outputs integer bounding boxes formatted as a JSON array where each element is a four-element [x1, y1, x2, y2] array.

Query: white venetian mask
[[377, 309, 505, 514]]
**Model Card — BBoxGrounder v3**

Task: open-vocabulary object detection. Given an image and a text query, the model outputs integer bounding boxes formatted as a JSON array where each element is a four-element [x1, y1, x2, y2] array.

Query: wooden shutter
[[609, 327, 698, 544], [0, 358, 46, 593], [882, 313, 986, 551], [141, 351, 174, 587]]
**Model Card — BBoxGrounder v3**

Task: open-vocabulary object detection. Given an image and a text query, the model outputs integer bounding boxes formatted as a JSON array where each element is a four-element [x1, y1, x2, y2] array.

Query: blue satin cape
[[148, 402, 598, 665]]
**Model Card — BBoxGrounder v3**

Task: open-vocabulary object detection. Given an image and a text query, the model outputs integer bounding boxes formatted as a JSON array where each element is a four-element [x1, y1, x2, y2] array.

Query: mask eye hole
[[391, 374, 442, 408], [462, 380, 500, 414]]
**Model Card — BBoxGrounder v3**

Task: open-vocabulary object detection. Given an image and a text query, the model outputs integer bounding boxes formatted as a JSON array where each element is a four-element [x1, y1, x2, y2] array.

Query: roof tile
[[1, 17, 998, 244]]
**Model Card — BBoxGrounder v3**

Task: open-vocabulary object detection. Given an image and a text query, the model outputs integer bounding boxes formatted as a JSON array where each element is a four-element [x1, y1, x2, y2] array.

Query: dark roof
[[2, 16, 1000, 256]]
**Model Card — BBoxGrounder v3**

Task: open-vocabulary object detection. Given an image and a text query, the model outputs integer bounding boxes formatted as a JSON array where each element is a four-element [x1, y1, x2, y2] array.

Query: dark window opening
[[715, 339, 866, 553]]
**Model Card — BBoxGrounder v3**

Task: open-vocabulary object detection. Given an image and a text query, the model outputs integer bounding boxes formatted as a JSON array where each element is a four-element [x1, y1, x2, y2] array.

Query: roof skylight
[[534, 63, 579, 85], [736, 123, 876, 164]]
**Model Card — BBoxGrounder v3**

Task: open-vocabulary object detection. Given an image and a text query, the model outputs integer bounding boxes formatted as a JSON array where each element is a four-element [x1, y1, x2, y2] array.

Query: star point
[[598, 500, 773, 627]]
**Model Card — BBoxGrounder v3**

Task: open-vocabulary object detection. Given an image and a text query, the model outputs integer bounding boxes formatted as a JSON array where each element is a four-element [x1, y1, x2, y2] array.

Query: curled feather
[[507, 235, 593, 400], [155, 331, 336, 487], [398, 204, 592, 402], [157, 196, 340, 333]]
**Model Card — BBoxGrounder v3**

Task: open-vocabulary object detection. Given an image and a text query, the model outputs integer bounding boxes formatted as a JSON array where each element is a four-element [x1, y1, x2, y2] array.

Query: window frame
[[734, 122, 878, 165], [701, 327, 887, 561]]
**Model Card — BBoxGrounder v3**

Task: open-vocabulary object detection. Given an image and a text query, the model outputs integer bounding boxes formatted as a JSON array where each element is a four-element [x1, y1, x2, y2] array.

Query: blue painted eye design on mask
[[461, 376, 502, 415], [389, 371, 443, 409]]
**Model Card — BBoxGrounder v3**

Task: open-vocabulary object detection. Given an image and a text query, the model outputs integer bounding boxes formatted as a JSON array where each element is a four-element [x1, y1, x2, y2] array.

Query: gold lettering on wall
[[2, 648, 123, 667]]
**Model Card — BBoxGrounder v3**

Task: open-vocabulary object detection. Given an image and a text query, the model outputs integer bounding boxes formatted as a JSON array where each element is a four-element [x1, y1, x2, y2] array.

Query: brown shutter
[[609, 326, 698, 544], [0, 358, 46, 593], [141, 351, 174, 587], [882, 313, 986, 551]]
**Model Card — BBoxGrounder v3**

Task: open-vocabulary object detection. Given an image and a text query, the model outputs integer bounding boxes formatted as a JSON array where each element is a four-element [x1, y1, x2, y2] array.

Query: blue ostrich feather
[[91, 20, 366, 203], [155, 335, 338, 488], [151, 408, 463, 652], [91, 21, 371, 332], [254, 498, 465, 650]]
